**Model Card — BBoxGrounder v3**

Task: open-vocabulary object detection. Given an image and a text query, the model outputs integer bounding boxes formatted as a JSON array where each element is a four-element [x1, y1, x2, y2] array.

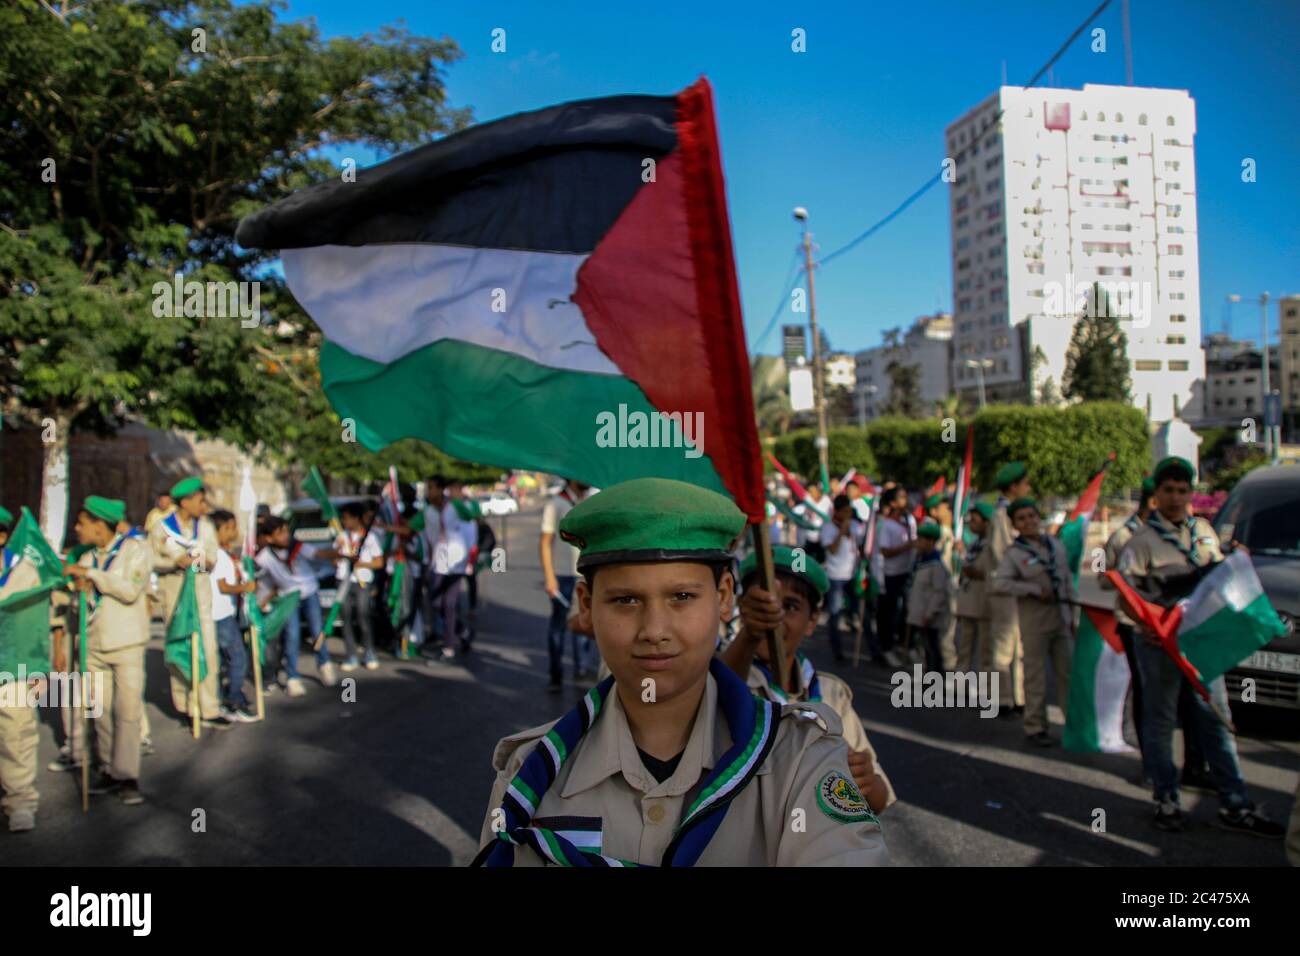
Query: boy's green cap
[[995, 461, 1027, 489], [559, 478, 745, 571], [1140, 475, 1156, 498], [924, 492, 948, 509], [0, 505, 11, 525], [738, 545, 829, 600], [84, 496, 126, 526], [1008, 496, 1040, 518], [971, 501, 994, 521], [170, 476, 204, 500], [917, 522, 943, 540], [1153, 456, 1195, 485]]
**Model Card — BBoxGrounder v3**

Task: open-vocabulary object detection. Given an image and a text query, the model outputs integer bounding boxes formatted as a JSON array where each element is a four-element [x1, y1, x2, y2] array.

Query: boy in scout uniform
[[0, 504, 43, 831], [724, 546, 896, 813], [991, 497, 1075, 747], [474, 478, 889, 866], [149, 476, 224, 727], [65, 497, 150, 805], [987, 462, 1030, 716], [1117, 457, 1283, 837], [906, 523, 953, 674], [955, 501, 994, 673]]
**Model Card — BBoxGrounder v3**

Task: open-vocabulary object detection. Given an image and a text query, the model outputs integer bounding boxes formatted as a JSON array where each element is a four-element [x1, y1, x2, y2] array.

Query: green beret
[[971, 501, 994, 521], [1152, 456, 1195, 486], [738, 545, 829, 600], [925, 492, 948, 510], [559, 478, 746, 571], [0, 505, 12, 526], [170, 476, 204, 500], [917, 522, 943, 540], [1008, 496, 1040, 518], [994, 461, 1027, 489], [1140, 476, 1156, 498], [83, 496, 126, 526]]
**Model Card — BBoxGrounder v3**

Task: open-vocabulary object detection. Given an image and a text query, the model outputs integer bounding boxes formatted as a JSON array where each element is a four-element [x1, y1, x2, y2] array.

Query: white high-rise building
[[946, 84, 1204, 421]]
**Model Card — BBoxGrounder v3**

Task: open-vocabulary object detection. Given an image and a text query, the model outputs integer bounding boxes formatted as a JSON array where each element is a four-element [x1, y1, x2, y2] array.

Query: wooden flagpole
[[78, 591, 89, 813], [250, 623, 264, 721], [749, 522, 791, 693], [190, 631, 201, 739]]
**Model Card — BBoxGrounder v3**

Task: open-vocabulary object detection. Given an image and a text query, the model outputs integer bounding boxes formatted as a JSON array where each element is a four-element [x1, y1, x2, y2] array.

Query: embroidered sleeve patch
[[816, 771, 879, 825]]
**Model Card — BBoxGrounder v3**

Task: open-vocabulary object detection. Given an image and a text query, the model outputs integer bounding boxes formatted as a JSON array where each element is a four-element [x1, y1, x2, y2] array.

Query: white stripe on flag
[[1092, 645, 1134, 753], [283, 243, 618, 374], [1177, 551, 1264, 635]]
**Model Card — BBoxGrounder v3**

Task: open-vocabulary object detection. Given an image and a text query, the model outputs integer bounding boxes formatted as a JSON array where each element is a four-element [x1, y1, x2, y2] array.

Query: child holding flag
[[255, 516, 337, 696], [0, 504, 45, 831], [334, 502, 384, 671], [474, 478, 888, 866], [210, 511, 257, 721]]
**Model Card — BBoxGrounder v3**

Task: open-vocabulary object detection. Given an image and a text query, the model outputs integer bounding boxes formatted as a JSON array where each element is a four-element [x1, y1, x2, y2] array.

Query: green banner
[[0, 582, 59, 673], [301, 466, 338, 523], [164, 566, 208, 682]]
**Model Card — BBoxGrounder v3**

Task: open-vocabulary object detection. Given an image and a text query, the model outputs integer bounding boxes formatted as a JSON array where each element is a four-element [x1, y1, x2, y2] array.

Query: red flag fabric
[[1103, 570, 1209, 702], [1067, 452, 1116, 523]]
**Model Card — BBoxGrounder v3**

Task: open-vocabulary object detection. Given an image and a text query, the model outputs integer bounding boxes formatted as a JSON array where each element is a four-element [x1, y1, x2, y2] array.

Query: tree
[[882, 361, 922, 418], [933, 394, 960, 420], [1062, 291, 1132, 403], [0, 0, 470, 540], [824, 384, 857, 428]]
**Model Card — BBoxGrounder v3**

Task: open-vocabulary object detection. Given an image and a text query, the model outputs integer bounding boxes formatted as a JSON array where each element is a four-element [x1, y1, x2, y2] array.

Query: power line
[[813, 0, 1114, 270], [751, 247, 804, 352]]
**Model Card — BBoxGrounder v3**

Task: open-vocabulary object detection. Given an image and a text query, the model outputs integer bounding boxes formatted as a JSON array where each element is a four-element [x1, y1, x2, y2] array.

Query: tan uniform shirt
[[747, 663, 897, 810], [955, 532, 993, 619], [478, 673, 890, 866], [0, 559, 41, 601], [1100, 516, 1143, 626], [77, 536, 150, 652], [1117, 515, 1222, 605], [907, 556, 952, 631], [992, 534, 1076, 636], [149, 514, 219, 620]]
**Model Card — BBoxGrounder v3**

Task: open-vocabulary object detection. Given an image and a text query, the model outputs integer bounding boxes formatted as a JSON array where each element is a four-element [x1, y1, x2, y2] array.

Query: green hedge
[[770, 402, 1149, 498]]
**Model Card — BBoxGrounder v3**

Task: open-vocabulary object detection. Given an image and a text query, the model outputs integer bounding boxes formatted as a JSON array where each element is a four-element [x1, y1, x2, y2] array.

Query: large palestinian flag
[[237, 78, 763, 520]]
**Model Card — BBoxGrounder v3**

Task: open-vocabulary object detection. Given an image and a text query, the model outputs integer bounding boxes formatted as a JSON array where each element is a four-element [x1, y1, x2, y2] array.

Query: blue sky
[[283, 0, 1299, 354]]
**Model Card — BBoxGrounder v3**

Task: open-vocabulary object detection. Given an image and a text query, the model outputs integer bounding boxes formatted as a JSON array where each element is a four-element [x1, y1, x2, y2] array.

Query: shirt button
[[646, 803, 665, 824]]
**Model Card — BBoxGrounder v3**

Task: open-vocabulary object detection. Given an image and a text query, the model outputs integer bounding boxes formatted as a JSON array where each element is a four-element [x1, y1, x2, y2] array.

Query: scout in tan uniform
[[954, 502, 994, 673], [1117, 457, 1283, 837], [149, 476, 224, 726], [907, 523, 953, 674], [992, 497, 1075, 747], [474, 478, 889, 867], [986, 462, 1030, 715], [0, 504, 44, 832], [64, 497, 150, 805], [924, 493, 959, 671], [1099, 476, 1153, 760], [724, 546, 895, 813]]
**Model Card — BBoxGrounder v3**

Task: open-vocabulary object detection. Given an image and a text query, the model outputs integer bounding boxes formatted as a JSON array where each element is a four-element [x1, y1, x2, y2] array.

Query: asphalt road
[[7, 507, 1297, 866]]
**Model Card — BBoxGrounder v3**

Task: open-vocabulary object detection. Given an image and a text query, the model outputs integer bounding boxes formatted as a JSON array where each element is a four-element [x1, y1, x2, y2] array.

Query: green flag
[[301, 466, 338, 523], [0, 580, 58, 673], [9, 507, 66, 587], [256, 591, 301, 667], [164, 566, 208, 682]]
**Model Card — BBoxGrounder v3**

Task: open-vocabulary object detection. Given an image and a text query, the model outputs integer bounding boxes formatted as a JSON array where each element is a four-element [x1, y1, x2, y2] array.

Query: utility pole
[[795, 207, 830, 491], [1260, 292, 1275, 460]]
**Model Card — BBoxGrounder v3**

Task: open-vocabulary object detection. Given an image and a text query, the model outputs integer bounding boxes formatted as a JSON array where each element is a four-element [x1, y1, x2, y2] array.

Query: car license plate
[[1241, 650, 1300, 674]]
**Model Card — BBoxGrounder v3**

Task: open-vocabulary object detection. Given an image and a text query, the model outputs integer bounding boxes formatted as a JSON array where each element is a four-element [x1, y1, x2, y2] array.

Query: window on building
[[1169, 360, 1189, 371], [1168, 244, 1183, 255], [1139, 113, 1147, 125], [1135, 360, 1162, 371], [1097, 112, 1106, 121], [1115, 113, 1123, 122], [1167, 335, 1186, 345], [1169, 270, 1185, 279], [1167, 116, 1176, 126], [1170, 313, 1187, 323]]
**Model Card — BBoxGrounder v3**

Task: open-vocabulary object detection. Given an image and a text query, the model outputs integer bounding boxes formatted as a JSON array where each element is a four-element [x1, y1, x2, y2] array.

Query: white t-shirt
[[255, 542, 321, 598], [431, 502, 478, 575], [211, 548, 238, 622], [795, 494, 832, 545], [877, 514, 917, 577], [851, 498, 872, 524], [541, 490, 585, 578], [819, 518, 862, 582], [335, 529, 384, 586]]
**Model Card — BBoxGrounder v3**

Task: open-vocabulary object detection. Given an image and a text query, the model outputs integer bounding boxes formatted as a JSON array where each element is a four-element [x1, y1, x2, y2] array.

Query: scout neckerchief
[[1013, 535, 1062, 600], [1146, 511, 1205, 567], [84, 532, 130, 621], [270, 540, 305, 573], [161, 511, 201, 548], [753, 652, 821, 704], [0, 546, 16, 588], [474, 657, 779, 868], [1123, 512, 1142, 537]]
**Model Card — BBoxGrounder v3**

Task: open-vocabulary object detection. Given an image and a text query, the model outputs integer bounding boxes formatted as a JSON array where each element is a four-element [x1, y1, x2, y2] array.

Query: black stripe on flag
[[236, 93, 679, 255]]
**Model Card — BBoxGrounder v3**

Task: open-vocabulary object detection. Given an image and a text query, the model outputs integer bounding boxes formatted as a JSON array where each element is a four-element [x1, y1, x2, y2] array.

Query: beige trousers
[[1021, 626, 1073, 736], [984, 595, 1025, 707], [955, 616, 987, 674], [0, 697, 39, 816]]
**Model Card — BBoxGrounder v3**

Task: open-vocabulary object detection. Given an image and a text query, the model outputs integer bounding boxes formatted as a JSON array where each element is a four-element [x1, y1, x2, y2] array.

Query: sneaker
[[340, 658, 359, 673], [88, 772, 122, 795], [1180, 767, 1216, 794], [440, 647, 457, 662], [47, 751, 81, 773], [7, 809, 35, 832], [200, 715, 234, 731], [1153, 799, 1186, 832], [1214, 804, 1285, 839], [285, 677, 307, 698], [228, 707, 258, 723], [118, 780, 145, 806], [319, 662, 340, 687], [363, 656, 379, 671], [1026, 731, 1054, 748]]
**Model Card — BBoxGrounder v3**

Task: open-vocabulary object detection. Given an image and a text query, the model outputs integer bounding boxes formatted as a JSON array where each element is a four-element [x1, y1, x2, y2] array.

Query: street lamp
[[964, 358, 994, 410], [858, 384, 878, 426], [794, 206, 830, 489], [1227, 293, 1276, 460]]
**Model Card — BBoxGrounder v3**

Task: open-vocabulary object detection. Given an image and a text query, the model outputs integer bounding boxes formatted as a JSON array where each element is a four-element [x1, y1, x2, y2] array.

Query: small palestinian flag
[[238, 78, 763, 521]]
